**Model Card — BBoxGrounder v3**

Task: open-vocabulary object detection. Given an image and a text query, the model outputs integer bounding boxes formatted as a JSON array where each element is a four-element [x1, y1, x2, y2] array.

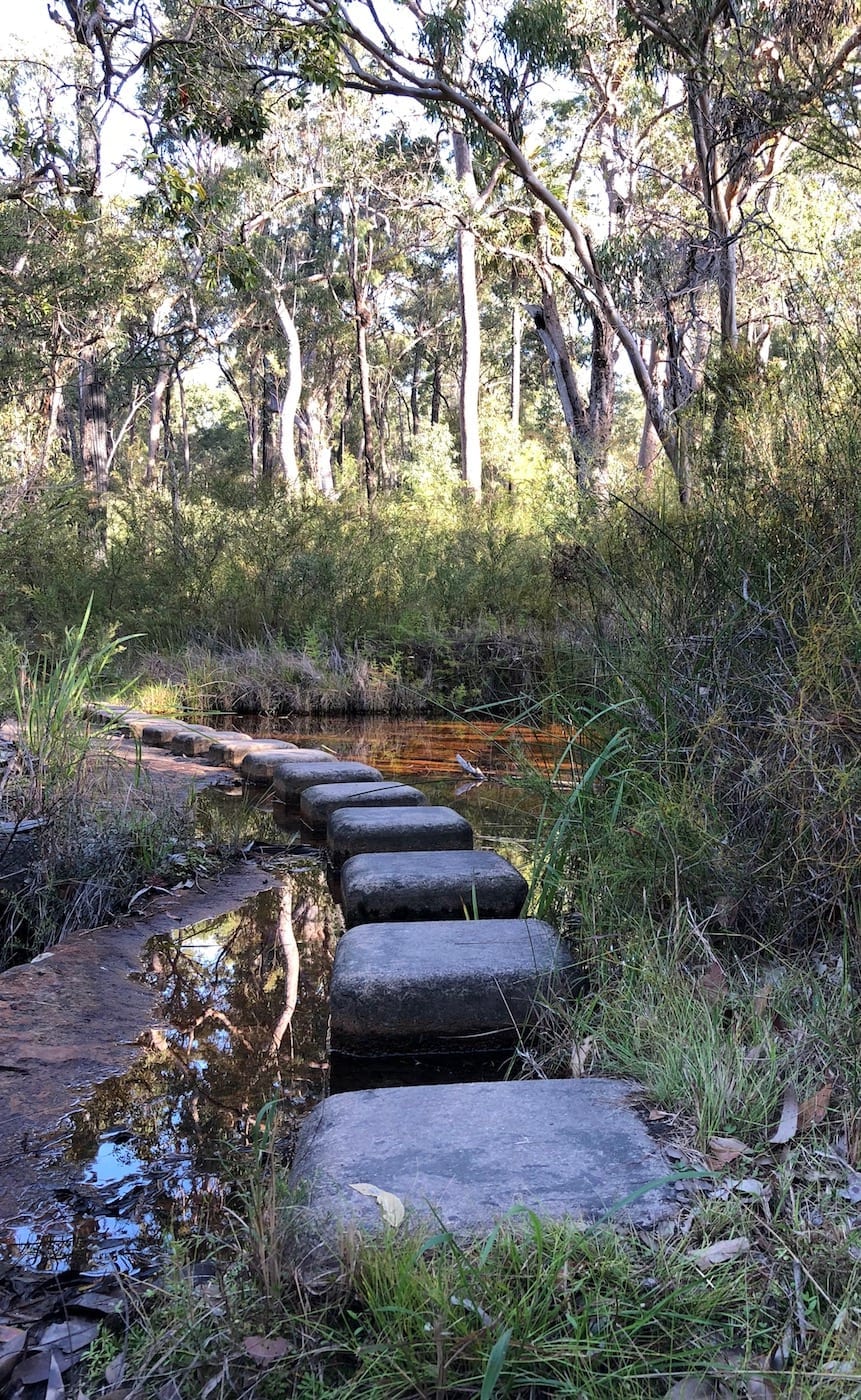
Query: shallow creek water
[[1, 718, 569, 1279]]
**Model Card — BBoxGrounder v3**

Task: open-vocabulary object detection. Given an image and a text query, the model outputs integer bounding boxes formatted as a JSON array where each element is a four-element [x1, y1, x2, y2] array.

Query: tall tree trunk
[[510, 301, 522, 429], [147, 360, 171, 486], [637, 340, 662, 488], [452, 128, 482, 497], [176, 365, 191, 486], [261, 358, 279, 483], [410, 342, 423, 435], [354, 310, 376, 503], [272, 285, 302, 489], [588, 313, 615, 498], [299, 388, 335, 496], [79, 350, 109, 500], [431, 355, 442, 425]]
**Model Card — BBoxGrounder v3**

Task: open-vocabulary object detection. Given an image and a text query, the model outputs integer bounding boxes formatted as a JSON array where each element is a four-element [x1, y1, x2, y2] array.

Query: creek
[[0, 717, 568, 1280]]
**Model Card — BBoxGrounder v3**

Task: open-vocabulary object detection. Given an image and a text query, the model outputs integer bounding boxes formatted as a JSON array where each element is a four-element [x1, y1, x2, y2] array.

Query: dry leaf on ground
[[707, 1136, 750, 1168], [797, 1082, 833, 1132], [350, 1182, 406, 1227], [243, 1336, 290, 1364], [570, 1036, 594, 1077], [663, 1378, 719, 1398], [699, 962, 727, 1004], [769, 1087, 799, 1145], [688, 1236, 751, 1270]]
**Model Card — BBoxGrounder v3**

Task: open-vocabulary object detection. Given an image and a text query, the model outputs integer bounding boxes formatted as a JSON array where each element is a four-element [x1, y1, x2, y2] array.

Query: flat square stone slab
[[170, 727, 222, 756], [239, 746, 329, 783], [290, 1079, 681, 1247], [208, 735, 289, 765], [272, 760, 383, 803], [302, 783, 430, 835], [339, 851, 528, 926], [326, 805, 471, 864], [330, 917, 577, 1052], [140, 719, 193, 747]]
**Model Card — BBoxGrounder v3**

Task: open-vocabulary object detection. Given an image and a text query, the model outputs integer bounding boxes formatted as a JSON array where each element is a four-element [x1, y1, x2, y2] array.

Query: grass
[[0, 607, 200, 967], [84, 1136, 861, 1397]]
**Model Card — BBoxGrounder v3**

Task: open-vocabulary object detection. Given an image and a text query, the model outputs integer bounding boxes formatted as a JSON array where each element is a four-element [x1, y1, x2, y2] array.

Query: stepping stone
[[170, 726, 223, 757], [339, 851, 528, 926], [272, 760, 383, 803], [239, 746, 331, 784], [140, 719, 194, 747], [290, 1079, 681, 1250], [210, 736, 294, 766], [330, 917, 576, 1053], [303, 783, 430, 835], [326, 804, 470, 864]]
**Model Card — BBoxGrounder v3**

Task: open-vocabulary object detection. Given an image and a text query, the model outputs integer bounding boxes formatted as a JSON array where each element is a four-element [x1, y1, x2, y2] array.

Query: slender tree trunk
[[637, 340, 662, 488], [431, 355, 442, 425], [300, 388, 336, 496], [588, 313, 615, 497], [410, 342, 422, 435], [79, 350, 109, 499], [261, 358, 279, 483], [452, 129, 482, 497], [354, 312, 376, 503], [272, 287, 302, 489], [39, 376, 64, 475], [510, 301, 522, 429], [147, 360, 171, 486], [176, 366, 191, 485]]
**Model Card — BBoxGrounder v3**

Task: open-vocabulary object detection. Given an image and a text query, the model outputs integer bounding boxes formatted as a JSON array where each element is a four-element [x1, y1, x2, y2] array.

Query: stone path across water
[[83, 703, 679, 1247]]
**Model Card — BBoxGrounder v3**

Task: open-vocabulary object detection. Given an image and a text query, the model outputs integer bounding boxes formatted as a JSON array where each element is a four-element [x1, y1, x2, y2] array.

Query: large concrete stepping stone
[[290, 1079, 680, 1246], [208, 735, 287, 765], [272, 760, 383, 803], [340, 851, 528, 926], [239, 746, 331, 783], [303, 783, 430, 835], [330, 917, 575, 1053], [139, 718, 195, 747], [327, 805, 472, 865], [170, 725, 225, 756]]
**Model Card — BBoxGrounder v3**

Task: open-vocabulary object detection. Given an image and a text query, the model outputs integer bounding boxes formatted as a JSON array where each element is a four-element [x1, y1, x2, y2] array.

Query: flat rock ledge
[[289, 1078, 681, 1257], [330, 917, 576, 1052], [339, 850, 528, 926], [326, 805, 472, 865]]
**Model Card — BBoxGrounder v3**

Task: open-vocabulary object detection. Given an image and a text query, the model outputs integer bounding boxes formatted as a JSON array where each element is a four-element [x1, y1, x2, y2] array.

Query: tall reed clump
[[0, 605, 193, 968]]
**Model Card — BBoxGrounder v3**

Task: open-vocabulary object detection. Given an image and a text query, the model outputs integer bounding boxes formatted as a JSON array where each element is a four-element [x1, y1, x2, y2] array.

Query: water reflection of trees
[[67, 870, 338, 1177]]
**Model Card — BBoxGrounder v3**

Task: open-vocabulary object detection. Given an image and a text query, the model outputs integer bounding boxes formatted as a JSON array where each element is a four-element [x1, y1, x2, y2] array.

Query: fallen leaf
[[104, 1354, 126, 1386], [649, 1108, 671, 1121], [707, 1136, 750, 1168], [743, 1375, 777, 1398], [797, 1082, 832, 1132], [570, 1036, 594, 1077], [688, 1237, 751, 1271], [40, 1319, 100, 1355], [243, 1336, 290, 1364], [663, 1379, 718, 1398], [838, 1172, 861, 1203], [753, 985, 772, 1017], [769, 1087, 799, 1145], [45, 1351, 65, 1400], [350, 1182, 406, 1228], [13, 1350, 74, 1386], [699, 961, 727, 1004], [0, 1326, 27, 1385]]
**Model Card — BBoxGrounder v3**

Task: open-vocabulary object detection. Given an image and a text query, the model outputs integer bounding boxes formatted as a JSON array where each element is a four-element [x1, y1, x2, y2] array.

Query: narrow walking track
[[86, 704, 681, 1254]]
